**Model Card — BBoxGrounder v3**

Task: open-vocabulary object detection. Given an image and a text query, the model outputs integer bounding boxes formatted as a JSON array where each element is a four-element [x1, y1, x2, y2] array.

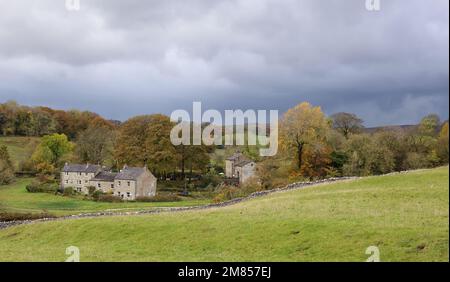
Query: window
[[97, 183, 101, 188], [77, 188, 81, 192], [65, 180, 68, 184], [79, 172, 82, 176], [78, 180, 82, 185], [127, 192, 131, 197], [111, 184, 114, 189], [118, 181, 121, 186], [65, 172, 69, 175], [85, 180, 88, 183], [127, 181, 130, 186]]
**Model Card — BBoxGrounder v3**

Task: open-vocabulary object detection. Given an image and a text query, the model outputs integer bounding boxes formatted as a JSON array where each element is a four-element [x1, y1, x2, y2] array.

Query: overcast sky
[[0, 0, 448, 126]]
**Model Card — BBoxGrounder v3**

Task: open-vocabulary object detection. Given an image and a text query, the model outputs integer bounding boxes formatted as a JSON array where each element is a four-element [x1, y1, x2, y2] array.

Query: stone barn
[[225, 152, 256, 184]]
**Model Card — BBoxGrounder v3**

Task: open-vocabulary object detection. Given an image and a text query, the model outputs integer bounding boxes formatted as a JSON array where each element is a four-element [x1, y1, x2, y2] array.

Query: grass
[[0, 178, 210, 216], [0, 136, 40, 169], [0, 166, 448, 262]]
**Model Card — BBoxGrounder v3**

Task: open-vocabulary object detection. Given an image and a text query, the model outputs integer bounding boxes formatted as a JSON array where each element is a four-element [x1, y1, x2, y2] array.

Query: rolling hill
[[0, 166, 448, 262], [0, 136, 40, 169]]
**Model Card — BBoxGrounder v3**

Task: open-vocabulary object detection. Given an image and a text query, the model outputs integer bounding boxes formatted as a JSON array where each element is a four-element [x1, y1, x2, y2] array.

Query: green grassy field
[[0, 136, 40, 169], [0, 167, 448, 262], [0, 178, 210, 216]]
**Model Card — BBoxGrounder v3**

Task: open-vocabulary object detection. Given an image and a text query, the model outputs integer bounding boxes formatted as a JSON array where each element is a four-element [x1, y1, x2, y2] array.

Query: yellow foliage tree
[[437, 121, 449, 164], [279, 102, 331, 175]]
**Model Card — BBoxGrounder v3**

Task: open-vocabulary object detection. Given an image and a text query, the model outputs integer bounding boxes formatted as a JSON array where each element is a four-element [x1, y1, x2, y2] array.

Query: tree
[[0, 145, 13, 168], [436, 122, 449, 164], [114, 114, 182, 176], [0, 145, 14, 184], [144, 115, 178, 175], [115, 115, 155, 167], [402, 118, 439, 170], [61, 110, 103, 139], [0, 101, 113, 139], [373, 130, 405, 171], [342, 134, 373, 176], [327, 129, 348, 176], [0, 101, 20, 135], [300, 143, 332, 179], [0, 110, 6, 135], [256, 156, 290, 189], [185, 144, 210, 181], [279, 102, 330, 172], [418, 114, 440, 137], [75, 126, 116, 165], [30, 109, 57, 136], [343, 133, 395, 176], [40, 108, 113, 140], [174, 135, 211, 181], [330, 112, 364, 138], [31, 134, 74, 173]]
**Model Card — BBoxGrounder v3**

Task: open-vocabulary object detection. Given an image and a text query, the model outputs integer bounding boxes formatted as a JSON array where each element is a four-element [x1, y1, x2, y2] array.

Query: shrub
[[403, 152, 426, 170], [0, 164, 14, 185], [256, 158, 291, 190], [96, 194, 122, 203], [213, 186, 240, 203], [25, 182, 39, 193], [0, 145, 14, 185], [36, 173, 55, 183], [26, 181, 58, 193], [0, 212, 56, 222], [92, 190, 104, 201], [63, 187, 75, 196], [87, 186, 96, 196], [198, 173, 221, 188], [18, 158, 35, 173], [136, 194, 181, 202], [213, 177, 263, 203]]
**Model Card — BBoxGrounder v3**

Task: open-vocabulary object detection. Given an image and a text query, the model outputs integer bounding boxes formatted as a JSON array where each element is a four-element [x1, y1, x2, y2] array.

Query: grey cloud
[[0, 0, 448, 126]]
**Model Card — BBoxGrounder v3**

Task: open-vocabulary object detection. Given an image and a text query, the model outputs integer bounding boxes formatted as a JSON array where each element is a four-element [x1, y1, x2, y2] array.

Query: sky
[[0, 0, 448, 127]]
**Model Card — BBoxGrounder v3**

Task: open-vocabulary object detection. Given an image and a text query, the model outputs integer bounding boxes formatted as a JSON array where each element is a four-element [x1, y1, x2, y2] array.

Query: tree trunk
[[297, 143, 304, 170], [188, 163, 193, 184], [180, 146, 185, 179]]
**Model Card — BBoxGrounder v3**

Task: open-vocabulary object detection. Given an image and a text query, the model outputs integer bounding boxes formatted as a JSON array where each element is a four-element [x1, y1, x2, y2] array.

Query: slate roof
[[226, 152, 242, 161], [226, 151, 254, 167], [115, 166, 146, 180], [234, 160, 254, 167], [91, 171, 117, 182], [63, 163, 101, 173], [62, 164, 151, 181]]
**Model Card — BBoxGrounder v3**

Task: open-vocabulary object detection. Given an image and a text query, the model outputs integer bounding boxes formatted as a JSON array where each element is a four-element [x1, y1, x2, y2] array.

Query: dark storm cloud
[[0, 0, 448, 126]]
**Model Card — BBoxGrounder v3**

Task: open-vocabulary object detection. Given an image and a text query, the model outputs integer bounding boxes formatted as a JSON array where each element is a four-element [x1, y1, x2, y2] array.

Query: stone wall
[[0, 176, 360, 230]]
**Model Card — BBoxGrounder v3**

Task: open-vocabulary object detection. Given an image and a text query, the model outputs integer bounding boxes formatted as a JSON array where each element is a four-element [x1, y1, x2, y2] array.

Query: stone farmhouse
[[61, 163, 157, 200], [225, 152, 256, 184]]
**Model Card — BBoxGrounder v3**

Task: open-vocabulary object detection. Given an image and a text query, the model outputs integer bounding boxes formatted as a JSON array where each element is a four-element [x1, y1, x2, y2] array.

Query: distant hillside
[[108, 120, 122, 126], [363, 124, 418, 134]]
